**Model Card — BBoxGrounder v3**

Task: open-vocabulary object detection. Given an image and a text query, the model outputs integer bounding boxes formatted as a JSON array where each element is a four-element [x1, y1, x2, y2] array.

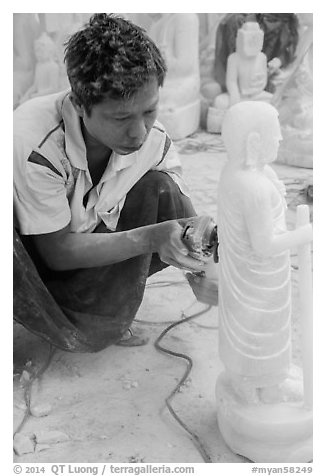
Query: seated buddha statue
[[207, 22, 273, 133]]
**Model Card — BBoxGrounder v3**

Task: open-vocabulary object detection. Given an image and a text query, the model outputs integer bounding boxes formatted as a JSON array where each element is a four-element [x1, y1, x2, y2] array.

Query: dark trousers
[[14, 171, 195, 352]]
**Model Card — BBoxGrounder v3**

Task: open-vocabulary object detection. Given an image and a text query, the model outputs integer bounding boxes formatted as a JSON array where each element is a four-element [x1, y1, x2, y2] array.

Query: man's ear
[[245, 131, 261, 167], [69, 93, 85, 117]]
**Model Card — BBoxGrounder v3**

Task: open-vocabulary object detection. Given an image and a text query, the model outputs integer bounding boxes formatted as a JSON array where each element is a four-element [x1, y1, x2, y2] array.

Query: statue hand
[[270, 67, 291, 90], [268, 57, 282, 74]]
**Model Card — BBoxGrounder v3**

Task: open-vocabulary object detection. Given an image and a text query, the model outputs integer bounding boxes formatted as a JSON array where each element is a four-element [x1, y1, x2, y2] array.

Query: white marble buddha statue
[[274, 13, 313, 168], [207, 22, 273, 133], [37, 14, 93, 91], [13, 13, 41, 108], [148, 13, 201, 140], [19, 33, 60, 104], [217, 101, 312, 403]]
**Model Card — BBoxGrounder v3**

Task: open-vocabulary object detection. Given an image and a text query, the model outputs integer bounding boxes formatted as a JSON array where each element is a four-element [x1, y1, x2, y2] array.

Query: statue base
[[216, 372, 313, 463], [206, 106, 225, 134], [158, 99, 201, 140]]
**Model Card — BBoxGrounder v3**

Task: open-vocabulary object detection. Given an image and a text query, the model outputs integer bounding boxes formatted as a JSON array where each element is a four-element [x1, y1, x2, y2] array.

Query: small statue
[[207, 22, 273, 133], [19, 33, 60, 104], [148, 13, 201, 140], [215, 101, 313, 462]]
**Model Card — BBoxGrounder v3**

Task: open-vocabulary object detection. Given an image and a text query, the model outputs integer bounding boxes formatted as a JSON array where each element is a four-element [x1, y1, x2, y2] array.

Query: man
[[14, 13, 213, 353]]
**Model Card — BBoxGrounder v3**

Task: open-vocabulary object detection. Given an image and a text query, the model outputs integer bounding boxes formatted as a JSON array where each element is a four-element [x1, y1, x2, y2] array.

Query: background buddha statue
[[37, 13, 92, 91], [148, 13, 201, 140], [273, 13, 313, 168], [207, 22, 274, 133], [13, 13, 41, 108], [214, 13, 298, 93], [202, 13, 299, 132], [18, 32, 60, 105]]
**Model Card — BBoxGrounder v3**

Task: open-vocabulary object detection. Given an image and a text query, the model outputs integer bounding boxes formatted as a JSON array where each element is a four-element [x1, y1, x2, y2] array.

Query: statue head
[[34, 33, 57, 62], [222, 101, 282, 168], [236, 22, 264, 57]]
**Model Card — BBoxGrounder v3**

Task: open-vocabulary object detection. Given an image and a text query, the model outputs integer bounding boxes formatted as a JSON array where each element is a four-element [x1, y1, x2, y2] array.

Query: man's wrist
[[127, 223, 163, 255], [146, 222, 165, 253]]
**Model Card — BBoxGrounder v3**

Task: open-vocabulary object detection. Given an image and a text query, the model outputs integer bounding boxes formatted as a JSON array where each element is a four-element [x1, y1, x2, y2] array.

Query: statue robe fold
[[217, 166, 291, 386]]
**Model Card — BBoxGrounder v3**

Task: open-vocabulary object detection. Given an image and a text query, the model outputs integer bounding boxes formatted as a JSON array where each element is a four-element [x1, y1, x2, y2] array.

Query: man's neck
[[80, 120, 112, 186], [81, 119, 112, 160]]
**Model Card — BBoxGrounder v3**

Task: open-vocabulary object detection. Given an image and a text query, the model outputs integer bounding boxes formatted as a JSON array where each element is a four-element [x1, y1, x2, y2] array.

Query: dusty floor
[[13, 131, 313, 464]]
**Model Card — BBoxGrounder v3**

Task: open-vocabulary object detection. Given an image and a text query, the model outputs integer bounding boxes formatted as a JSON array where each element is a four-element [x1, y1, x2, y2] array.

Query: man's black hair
[[64, 13, 167, 114]]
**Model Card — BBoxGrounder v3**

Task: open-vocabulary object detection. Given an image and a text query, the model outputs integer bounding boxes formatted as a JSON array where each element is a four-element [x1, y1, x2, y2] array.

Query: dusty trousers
[[13, 171, 196, 352]]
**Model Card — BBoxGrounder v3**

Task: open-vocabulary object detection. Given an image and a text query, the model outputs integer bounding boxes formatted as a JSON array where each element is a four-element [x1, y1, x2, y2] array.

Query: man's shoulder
[[14, 90, 68, 119], [14, 91, 69, 149], [13, 91, 71, 172]]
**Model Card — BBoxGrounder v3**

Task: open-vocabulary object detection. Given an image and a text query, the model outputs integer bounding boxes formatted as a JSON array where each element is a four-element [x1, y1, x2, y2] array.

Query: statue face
[[237, 25, 264, 57], [262, 121, 282, 164]]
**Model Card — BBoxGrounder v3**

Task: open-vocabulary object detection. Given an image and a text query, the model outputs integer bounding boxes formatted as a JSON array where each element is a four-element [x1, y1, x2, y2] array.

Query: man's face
[[78, 77, 160, 155]]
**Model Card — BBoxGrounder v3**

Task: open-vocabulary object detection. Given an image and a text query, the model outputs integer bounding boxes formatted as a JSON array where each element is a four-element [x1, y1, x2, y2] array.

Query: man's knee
[[125, 170, 185, 212], [119, 170, 195, 228], [138, 170, 179, 197]]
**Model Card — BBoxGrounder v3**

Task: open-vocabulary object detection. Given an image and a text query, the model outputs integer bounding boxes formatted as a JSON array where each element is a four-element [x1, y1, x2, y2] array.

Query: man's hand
[[186, 272, 218, 306], [151, 219, 206, 273]]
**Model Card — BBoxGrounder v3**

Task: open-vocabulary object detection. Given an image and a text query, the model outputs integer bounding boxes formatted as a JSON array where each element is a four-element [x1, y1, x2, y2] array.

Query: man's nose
[[127, 118, 147, 143]]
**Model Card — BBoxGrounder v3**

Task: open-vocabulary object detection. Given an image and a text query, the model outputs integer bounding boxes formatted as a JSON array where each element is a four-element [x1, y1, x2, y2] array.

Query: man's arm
[[31, 220, 205, 272]]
